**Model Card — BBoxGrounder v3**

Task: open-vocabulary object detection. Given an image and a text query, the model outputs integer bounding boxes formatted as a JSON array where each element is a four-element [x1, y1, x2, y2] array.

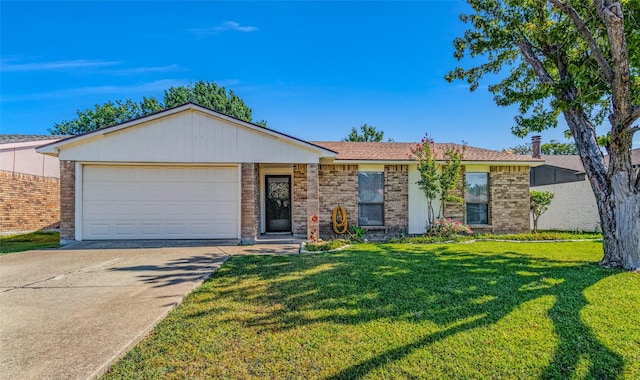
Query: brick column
[[443, 166, 466, 222], [292, 164, 308, 237], [490, 166, 530, 233], [307, 163, 319, 240], [59, 161, 76, 243], [384, 165, 409, 235], [241, 163, 259, 243]]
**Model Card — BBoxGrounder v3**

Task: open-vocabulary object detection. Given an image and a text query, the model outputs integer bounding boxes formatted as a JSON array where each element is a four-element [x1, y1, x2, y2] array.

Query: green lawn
[[0, 231, 59, 254], [104, 242, 640, 379]]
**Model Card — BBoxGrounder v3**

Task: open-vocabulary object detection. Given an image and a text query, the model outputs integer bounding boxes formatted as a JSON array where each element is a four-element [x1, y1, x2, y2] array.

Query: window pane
[[358, 172, 384, 203], [466, 203, 488, 224], [466, 173, 488, 203], [359, 204, 383, 226]]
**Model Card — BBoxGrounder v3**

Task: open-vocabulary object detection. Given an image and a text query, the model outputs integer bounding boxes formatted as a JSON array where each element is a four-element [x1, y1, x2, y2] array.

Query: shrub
[[427, 218, 473, 238]]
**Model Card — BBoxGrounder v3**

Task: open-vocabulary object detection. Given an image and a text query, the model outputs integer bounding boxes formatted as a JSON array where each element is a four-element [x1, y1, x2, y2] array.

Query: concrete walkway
[[0, 241, 299, 380]]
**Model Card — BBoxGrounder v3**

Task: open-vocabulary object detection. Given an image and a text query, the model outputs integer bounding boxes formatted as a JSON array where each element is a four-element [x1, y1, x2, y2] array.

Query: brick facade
[[292, 164, 308, 237], [59, 161, 75, 241], [0, 170, 60, 232], [384, 165, 409, 235], [241, 163, 260, 242], [306, 164, 320, 240], [490, 165, 530, 233], [443, 166, 466, 222], [318, 164, 358, 237], [443, 165, 530, 234], [316, 164, 409, 239]]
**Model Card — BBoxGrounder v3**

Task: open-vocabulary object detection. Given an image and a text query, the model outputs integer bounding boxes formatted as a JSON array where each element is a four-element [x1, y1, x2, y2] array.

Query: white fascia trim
[[74, 162, 83, 241]]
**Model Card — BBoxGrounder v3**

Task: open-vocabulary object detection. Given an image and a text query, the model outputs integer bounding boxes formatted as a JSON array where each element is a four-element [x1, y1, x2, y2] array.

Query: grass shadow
[[107, 241, 629, 378], [110, 254, 226, 288]]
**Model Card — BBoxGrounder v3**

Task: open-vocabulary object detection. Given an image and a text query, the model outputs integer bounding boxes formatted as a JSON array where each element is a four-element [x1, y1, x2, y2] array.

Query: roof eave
[[33, 103, 338, 159]]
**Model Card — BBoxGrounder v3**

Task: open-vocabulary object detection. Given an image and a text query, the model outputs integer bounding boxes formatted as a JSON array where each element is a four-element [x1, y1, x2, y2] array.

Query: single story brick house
[[37, 103, 543, 244]]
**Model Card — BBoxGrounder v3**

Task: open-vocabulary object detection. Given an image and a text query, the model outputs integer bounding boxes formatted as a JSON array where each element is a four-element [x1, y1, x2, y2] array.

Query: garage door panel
[[82, 165, 239, 239]]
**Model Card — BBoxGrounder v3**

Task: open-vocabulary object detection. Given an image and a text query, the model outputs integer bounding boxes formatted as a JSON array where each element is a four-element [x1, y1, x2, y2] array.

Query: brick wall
[[319, 164, 358, 237], [317, 164, 409, 239], [490, 166, 530, 233], [443, 166, 466, 222], [0, 170, 60, 232], [306, 164, 320, 240], [59, 161, 75, 241], [384, 165, 408, 235], [292, 164, 307, 236], [441, 165, 530, 234], [532, 180, 600, 232], [241, 163, 260, 242]]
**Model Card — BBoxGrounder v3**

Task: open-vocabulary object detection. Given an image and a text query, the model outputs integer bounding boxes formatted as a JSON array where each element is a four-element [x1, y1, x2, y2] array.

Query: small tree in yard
[[411, 133, 466, 226], [530, 190, 555, 233]]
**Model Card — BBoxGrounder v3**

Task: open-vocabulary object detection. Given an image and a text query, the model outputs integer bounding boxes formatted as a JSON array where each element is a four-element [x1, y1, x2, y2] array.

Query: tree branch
[[549, 0, 614, 85], [594, 0, 634, 131], [631, 106, 640, 124], [517, 39, 554, 84]]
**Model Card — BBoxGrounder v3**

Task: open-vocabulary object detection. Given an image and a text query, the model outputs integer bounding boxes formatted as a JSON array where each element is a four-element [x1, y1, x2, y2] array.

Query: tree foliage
[[49, 81, 259, 135], [508, 139, 579, 155], [411, 133, 466, 226], [530, 190, 555, 233], [342, 124, 392, 142], [447, 0, 639, 269]]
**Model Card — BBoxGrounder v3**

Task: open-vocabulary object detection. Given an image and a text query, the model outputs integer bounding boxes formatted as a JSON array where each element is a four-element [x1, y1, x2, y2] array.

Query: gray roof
[[0, 134, 63, 144], [541, 148, 640, 173]]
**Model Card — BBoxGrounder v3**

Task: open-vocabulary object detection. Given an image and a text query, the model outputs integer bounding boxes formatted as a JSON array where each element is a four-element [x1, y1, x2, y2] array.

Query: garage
[[81, 165, 239, 240]]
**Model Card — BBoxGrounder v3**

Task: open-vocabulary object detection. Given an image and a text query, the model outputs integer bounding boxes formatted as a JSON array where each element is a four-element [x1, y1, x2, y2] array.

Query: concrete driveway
[[0, 241, 299, 380]]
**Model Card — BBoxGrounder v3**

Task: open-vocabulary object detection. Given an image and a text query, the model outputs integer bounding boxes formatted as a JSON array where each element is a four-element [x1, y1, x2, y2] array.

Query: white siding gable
[[56, 108, 329, 164]]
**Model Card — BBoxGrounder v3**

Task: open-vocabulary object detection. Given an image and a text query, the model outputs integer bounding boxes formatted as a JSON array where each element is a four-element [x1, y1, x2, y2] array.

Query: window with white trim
[[465, 172, 489, 224], [358, 172, 384, 226]]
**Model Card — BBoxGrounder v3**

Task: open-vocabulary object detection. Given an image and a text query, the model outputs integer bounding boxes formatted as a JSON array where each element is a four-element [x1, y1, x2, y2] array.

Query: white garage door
[[82, 165, 239, 240]]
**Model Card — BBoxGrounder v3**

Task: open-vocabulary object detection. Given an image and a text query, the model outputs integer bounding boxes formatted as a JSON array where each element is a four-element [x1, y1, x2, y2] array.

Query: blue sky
[[0, 0, 611, 150]]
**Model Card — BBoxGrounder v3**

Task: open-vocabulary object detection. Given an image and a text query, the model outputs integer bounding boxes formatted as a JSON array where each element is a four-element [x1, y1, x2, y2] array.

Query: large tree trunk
[[564, 109, 640, 270], [598, 172, 640, 269]]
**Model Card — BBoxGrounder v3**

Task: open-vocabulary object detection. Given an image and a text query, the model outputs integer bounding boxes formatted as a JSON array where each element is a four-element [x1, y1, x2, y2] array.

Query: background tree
[[49, 80, 260, 135], [447, 0, 639, 270], [507, 139, 579, 155], [411, 133, 466, 226], [530, 190, 555, 233], [342, 124, 392, 142]]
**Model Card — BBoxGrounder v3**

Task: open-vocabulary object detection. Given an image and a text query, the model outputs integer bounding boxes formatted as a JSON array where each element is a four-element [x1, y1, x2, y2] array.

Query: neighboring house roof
[[312, 141, 543, 164], [540, 148, 640, 174], [0, 134, 63, 144], [539, 155, 585, 173]]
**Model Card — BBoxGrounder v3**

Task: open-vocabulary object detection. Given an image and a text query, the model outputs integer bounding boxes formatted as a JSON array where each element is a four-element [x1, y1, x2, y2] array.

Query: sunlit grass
[[0, 230, 59, 254], [104, 241, 639, 379]]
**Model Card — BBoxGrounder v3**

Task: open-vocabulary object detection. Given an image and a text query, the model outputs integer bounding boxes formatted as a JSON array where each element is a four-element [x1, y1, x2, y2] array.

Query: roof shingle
[[0, 134, 62, 144], [312, 141, 541, 162]]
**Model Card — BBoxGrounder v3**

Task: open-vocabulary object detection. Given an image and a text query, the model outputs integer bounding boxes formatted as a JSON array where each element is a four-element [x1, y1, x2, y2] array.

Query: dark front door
[[265, 175, 292, 232]]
